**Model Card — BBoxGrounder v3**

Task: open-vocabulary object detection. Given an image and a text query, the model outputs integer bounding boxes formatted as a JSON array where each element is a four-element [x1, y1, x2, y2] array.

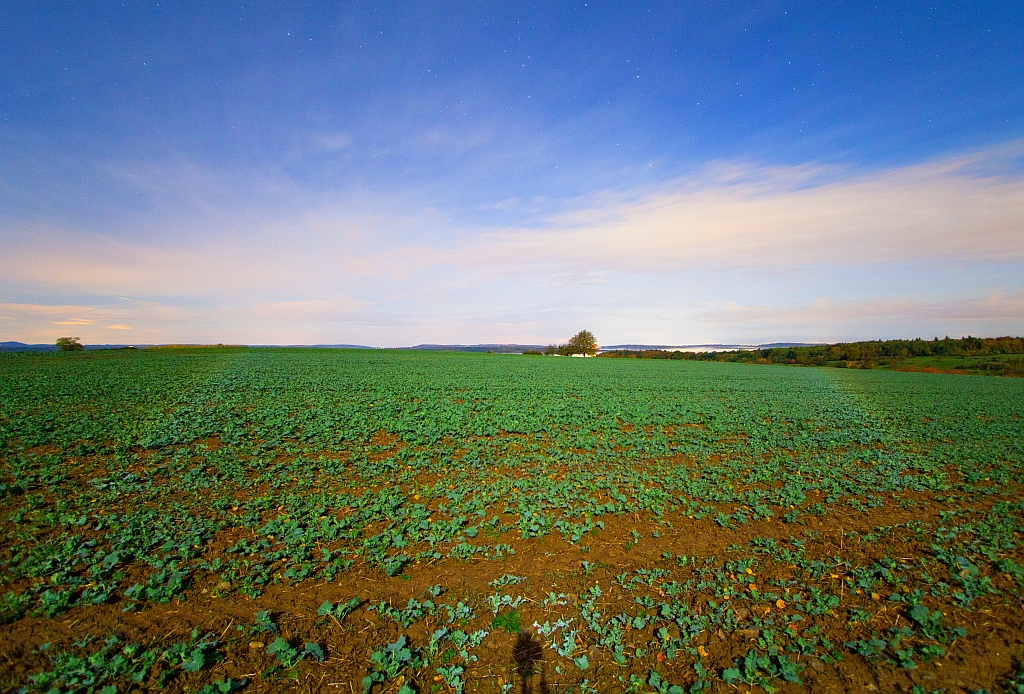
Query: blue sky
[[2, 1, 1023, 346]]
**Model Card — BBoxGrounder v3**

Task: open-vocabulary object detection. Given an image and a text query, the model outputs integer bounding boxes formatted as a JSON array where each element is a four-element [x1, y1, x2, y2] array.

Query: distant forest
[[598, 335, 1024, 377]]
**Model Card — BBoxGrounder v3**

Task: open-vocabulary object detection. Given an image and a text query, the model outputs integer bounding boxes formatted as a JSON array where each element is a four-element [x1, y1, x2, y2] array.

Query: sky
[[2, 1, 1023, 347]]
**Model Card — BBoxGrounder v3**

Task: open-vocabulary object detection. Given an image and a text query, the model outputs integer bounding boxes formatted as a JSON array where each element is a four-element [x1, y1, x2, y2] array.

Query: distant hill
[[1, 342, 52, 352], [0, 341, 140, 352], [399, 343, 821, 354], [1, 342, 376, 352], [0, 340, 823, 354], [403, 344, 547, 354], [251, 344, 375, 349]]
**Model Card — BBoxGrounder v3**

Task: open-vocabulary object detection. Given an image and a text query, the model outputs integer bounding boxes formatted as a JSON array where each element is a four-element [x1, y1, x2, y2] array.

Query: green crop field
[[1, 348, 1023, 693]]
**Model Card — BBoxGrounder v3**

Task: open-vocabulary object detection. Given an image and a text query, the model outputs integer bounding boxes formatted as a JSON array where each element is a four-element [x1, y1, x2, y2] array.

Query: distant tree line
[[597, 336, 1024, 376], [523, 330, 599, 356]]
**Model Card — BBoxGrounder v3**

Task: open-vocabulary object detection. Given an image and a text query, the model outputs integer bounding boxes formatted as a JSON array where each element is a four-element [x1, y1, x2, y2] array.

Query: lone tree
[[55, 337, 84, 352], [562, 329, 598, 356]]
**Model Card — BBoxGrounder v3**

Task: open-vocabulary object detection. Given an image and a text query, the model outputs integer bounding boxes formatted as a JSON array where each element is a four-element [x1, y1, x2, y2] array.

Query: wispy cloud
[[0, 298, 372, 345], [687, 293, 1024, 343], [5, 142, 1021, 296], [445, 142, 1024, 277], [696, 293, 1024, 325], [308, 132, 352, 152], [2, 142, 1023, 345], [248, 297, 371, 320], [2, 303, 98, 316]]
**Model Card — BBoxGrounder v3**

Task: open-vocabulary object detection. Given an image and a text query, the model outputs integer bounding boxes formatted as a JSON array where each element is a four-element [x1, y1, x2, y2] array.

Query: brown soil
[[3, 498, 1023, 693]]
